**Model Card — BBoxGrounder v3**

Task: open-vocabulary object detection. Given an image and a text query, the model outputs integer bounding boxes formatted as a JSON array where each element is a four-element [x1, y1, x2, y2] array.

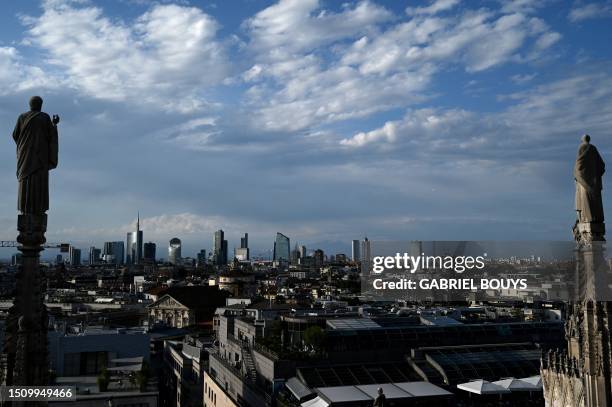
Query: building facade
[[273, 233, 290, 263], [102, 241, 124, 265], [168, 238, 182, 265], [126, 214, 143, 265]]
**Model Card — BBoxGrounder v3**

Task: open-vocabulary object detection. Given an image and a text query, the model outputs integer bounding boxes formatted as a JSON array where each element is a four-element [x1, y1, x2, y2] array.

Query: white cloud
[[0, 46, 58, 95], [243, 1, 562, 132], [569, 2, 612, 21], [244, 0, 392, 56], [511, 73, 537, 84], [340, 72, 612, 155], [500, 0, 545, 14], [23, 0, 227, 113], [406, 0, 459, 16], [340, 121, 398, 147], [340, 108, 476, 149]]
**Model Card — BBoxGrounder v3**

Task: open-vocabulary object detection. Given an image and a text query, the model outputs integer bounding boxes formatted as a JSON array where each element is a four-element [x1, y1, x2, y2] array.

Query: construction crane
[[0, 240, 70, 252]]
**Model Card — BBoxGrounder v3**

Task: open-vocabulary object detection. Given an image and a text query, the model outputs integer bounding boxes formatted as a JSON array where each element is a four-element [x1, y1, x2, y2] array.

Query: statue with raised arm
[[2, 96, 58, 386], [12, 96, 59, 215]]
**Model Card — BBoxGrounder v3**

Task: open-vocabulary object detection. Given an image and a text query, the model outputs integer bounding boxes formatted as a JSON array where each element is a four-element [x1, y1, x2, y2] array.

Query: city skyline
[[0, 0, 611, 252]]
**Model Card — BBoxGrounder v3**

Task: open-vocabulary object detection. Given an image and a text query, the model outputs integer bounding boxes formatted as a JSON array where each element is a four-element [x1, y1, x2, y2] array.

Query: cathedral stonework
[[542, 136, 609, 406]]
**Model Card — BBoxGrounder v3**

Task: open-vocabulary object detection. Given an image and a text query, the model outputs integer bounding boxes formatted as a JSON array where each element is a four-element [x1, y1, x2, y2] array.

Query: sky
[[1, 0, 611, 258]]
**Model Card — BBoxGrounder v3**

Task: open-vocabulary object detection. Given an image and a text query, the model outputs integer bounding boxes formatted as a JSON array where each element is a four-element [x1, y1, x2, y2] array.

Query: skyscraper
[[144, 242, 156, 262], [197, 249, 207, 267], [290, 244, 300, 264], [126, 213, 143, 265], [273, 232, 290, 263], [236, 232, 249, 261], [313, 248, 324, 267], [351, 239, 361, 262], [361, 237, 371, 274], [168, 238, 182, 265], [222, 239, 228, 264], [299, 245, 307, 259], [103, 241, 124, 265], [69, 246, 81, 266], [89, 246, 101, 265], [214, 229, 228, 265], [11, 253, 22, 266]]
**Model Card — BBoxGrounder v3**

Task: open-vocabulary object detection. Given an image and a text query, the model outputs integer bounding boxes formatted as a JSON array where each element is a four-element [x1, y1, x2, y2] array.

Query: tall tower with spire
[[126, 212, 143, 265]]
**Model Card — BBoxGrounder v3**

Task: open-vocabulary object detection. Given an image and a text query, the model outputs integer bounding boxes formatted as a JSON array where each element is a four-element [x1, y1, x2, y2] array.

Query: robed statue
[[574, 134, 605, 223], [12, 96, 59, 215]]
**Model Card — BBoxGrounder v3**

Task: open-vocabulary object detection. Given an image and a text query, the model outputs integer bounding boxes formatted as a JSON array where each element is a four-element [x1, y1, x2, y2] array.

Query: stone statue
[[574, 134, 605, 224], [12, 96, 59, 215]]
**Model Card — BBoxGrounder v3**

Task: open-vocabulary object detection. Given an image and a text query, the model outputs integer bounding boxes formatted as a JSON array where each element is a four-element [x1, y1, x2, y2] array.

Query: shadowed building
[[351, 239, 360, 262], [214, 230, 228, 266], [144, 241, 157, 262]]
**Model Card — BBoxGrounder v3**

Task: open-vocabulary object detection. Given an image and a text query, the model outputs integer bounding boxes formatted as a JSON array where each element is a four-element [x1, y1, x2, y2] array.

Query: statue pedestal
[[2, 214, 49, 388], [574, 222, 606, 244]]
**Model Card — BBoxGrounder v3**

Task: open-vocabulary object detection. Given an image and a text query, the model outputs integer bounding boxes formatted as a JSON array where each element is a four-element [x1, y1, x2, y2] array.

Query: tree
[[135, 361, 150, 392], [303, 326, 326, 355], [97, 367, 110, 392]]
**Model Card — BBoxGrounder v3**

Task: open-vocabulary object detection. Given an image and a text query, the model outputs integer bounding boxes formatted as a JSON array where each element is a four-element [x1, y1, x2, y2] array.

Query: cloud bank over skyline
[[0, 0, 611, 256]]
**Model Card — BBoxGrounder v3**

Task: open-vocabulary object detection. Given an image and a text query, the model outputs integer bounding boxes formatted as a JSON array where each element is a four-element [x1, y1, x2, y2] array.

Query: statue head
[[378, 387, 383, 395], [581, 134, 591, 144], [29, 96, 43, 111]]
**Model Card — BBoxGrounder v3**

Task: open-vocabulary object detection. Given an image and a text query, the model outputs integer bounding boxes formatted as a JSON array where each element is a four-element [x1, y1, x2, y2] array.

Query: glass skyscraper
[[273, 232, 290, 262], [168, 238, 182, 265], [103, 241, 124, 265], [126, 213, 143, 265], [214, 229, 228, 265]]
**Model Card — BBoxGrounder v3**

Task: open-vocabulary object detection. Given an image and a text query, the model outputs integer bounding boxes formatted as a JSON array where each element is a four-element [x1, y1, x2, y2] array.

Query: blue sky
[[1, 0, 611, 257]]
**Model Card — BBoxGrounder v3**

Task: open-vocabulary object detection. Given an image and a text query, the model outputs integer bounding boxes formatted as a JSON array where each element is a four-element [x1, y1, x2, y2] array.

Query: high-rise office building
[[126, 213, 143, 265], [11, 253, 22, 266], [273, 233, 290, 263], [103, 241, 124, 265], [236, 233, 249, 261], [313, 248, 324, 267], [213, 230, 228, 265], [144, 242, 156, 262], [234, 248, 249, 261], [222, 240, 228, 264], [361, 237, 371, 274], [299, 245, 307, 259], [89, 246, 101, 265], [351, 239, 361, 262], [290, 244, 301, 264], [69, 246, 81, 266], [168, 238, 182, 265], [409, 240, 422, 271], [197, 249, 207, 267]]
